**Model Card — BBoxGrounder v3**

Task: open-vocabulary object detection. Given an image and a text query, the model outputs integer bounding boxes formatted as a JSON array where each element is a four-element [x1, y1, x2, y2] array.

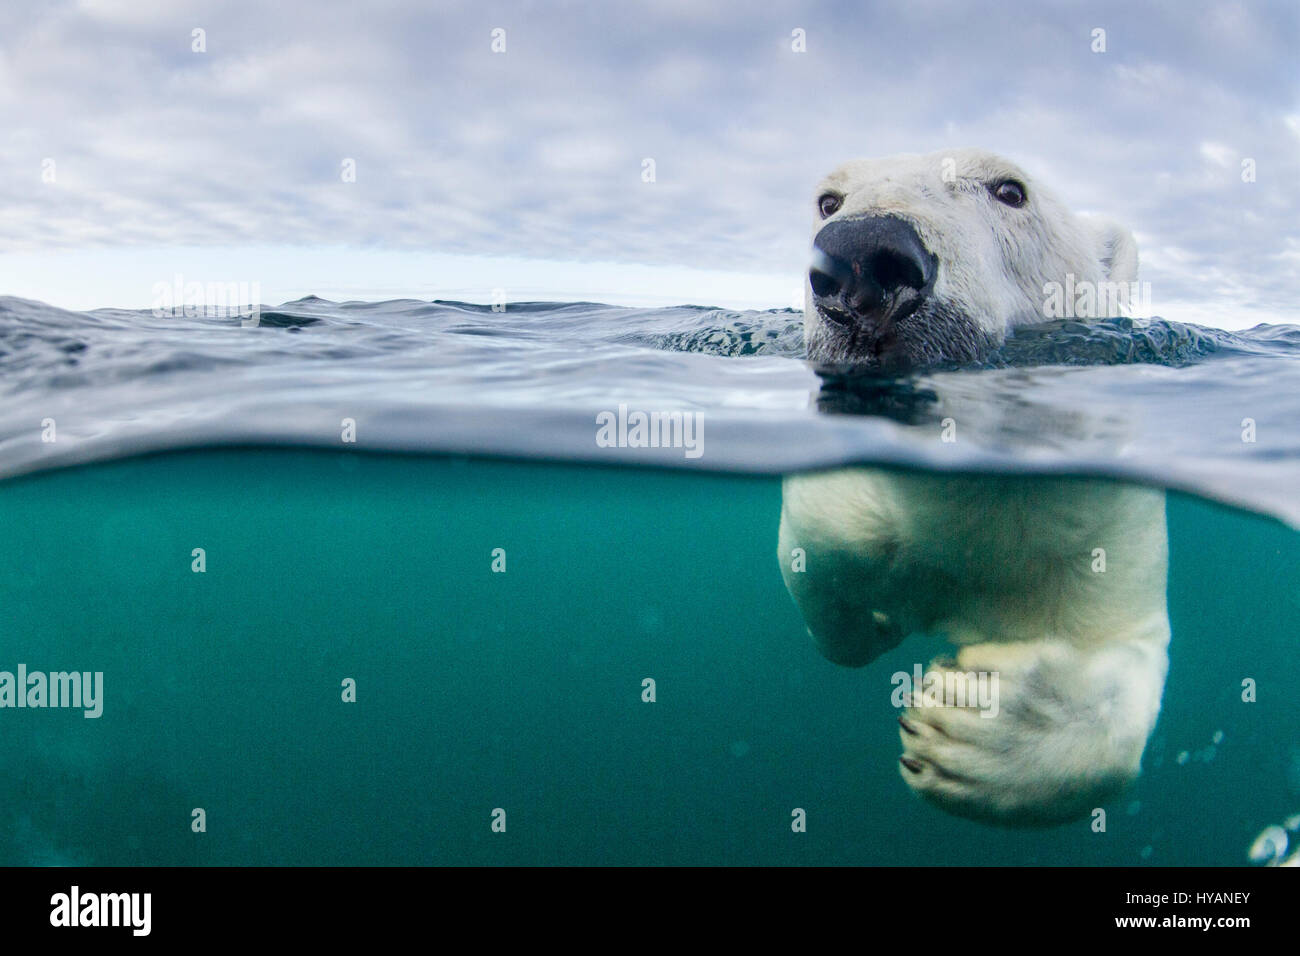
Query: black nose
[[809, 216, 936, 329]]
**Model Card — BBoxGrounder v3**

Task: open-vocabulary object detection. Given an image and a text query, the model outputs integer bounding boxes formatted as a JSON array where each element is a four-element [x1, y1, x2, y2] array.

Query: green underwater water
[[0, 448, 1296, 866]]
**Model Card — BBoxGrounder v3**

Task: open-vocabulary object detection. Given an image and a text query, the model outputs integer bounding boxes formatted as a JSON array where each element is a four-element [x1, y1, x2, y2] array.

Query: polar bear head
[[804, 148, 1138, 367]]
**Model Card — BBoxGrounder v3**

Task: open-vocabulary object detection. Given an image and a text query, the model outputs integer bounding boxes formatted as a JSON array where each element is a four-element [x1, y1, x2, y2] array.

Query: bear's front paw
[[896, 640, 1165, 826]]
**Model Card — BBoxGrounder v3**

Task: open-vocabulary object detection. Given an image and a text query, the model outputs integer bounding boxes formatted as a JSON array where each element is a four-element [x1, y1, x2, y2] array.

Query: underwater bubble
[[1176, 750, 1190, 765], [1212, 729, 1224, 744], [1198, 745, 1217, 763], [1284, 813, 1300, 832], [729, 740, 751, 759], [1248, 825, 1287, 863], [1139, 845, 1153, 860], [1126, 800, 1141, 816]]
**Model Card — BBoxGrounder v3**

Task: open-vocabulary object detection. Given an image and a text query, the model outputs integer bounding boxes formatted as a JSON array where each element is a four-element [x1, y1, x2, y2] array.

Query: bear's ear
[[1086, 217, 1139, 283]]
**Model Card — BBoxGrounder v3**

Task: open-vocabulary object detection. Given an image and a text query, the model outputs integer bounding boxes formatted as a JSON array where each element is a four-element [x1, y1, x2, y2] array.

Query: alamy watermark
[[891, 663, 999, 718], [595, 404, 704, 459], [1042, 274, 1152, 319], [50, 886, 150, 936], [151, 273, 262, 326], [0, 665, 103, 718]]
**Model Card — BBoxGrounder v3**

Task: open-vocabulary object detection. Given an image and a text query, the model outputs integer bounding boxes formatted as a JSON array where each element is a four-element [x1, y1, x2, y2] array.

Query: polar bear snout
[[809, 215, 937, 335]]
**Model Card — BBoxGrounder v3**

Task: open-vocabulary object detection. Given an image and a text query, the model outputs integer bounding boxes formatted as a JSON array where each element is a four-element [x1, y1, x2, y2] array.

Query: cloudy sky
[[1, 0, 1296, 327]]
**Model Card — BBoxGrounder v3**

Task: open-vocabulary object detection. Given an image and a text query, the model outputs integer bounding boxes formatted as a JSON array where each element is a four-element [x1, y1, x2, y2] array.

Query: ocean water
[[1, 296, 1298, 865]]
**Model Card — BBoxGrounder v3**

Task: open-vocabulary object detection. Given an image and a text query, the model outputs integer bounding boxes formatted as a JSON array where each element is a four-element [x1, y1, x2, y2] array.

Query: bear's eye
[[991, 180, 1027, 208], [818, 193, 842, 218]]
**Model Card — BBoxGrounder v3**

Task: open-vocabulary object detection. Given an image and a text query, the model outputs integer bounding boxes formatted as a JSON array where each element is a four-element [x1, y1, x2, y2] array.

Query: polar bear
[[781, 149, 1170, 826]]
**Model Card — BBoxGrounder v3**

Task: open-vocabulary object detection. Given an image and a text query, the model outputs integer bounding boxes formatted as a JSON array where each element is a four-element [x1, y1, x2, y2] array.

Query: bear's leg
[[896, 628, 1169, 826]]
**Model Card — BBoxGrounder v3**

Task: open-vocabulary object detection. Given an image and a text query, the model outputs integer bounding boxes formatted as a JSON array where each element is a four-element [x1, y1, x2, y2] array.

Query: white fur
[[780, 471, 1169, 825], [784, 151, 1167, 826]]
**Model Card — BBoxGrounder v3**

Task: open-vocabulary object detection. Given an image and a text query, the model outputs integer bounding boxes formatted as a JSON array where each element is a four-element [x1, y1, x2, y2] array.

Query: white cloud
[[1199, 142, 1235, 168], [0, 0, 1294, 325]]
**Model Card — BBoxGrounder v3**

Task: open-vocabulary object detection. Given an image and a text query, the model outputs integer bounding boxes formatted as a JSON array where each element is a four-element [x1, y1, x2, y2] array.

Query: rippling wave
[[2, 295, 1298, 526]]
